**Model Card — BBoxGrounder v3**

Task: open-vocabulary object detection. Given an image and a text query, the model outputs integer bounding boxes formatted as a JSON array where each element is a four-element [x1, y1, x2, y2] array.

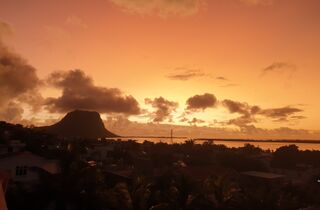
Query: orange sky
[[1, 0, 320, 139]]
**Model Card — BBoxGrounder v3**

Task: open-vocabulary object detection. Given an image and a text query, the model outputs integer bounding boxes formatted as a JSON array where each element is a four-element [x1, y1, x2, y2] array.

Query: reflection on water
[[108, 137, 320, 151], [213, 141, 320, 151]]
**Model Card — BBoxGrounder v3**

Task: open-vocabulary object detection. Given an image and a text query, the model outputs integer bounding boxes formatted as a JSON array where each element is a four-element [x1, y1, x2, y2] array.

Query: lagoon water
[[213, 140, 320, 151], [108, 137, 320, 151]]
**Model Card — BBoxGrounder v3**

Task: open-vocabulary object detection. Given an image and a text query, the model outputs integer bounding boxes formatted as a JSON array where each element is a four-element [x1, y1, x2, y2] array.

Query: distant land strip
[[105, 136, 320, 144], [106, 136, 188, 139]]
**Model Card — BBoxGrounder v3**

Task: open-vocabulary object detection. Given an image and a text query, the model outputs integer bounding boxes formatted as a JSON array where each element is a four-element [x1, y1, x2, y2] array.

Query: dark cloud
[[262, 62, 296, 76], [228, 116, 257, 128], [219, 83, 239, 88], [259, 107, 303, 121], [291, 116, 307, 120], [222, 99, 305, 127], [45, 69, 141, 115], [222, 100, 259, 127], [186, 93, 217, 111], [166, 68, 206, 81], [0, 23, 42, 122], [216, 76, 239, 88], [188, 117, 205, 126], [145, 97, 179, 122], [0, 102, 24, 122], [179, 117, 189, 123], [0, 45, 40, 104], [179, 116, 205, 125], [222, 100, 256, 116], [216, 76, 228, 81]]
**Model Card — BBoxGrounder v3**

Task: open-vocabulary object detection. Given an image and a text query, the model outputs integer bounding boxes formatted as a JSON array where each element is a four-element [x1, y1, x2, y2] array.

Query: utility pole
[[170, 129, 173, 144]]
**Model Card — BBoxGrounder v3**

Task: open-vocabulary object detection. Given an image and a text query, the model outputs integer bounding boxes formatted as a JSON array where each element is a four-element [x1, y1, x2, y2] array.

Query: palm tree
[[187, 173, 241, 210]]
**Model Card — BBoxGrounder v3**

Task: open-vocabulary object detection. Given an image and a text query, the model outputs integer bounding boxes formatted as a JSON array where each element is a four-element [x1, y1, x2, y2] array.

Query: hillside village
[[0, 112, 320, 210]]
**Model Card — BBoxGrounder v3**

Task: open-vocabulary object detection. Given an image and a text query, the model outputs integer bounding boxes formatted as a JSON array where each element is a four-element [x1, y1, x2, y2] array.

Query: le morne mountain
[[39, 110, 118, 139]]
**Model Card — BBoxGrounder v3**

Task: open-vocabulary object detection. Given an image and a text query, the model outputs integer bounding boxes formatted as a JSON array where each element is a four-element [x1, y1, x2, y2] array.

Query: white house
[[0, 151, 60, 183]]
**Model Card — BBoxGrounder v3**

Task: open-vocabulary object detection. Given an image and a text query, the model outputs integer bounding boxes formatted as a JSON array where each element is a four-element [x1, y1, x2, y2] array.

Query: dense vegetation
[[1, 121, 320, 210]]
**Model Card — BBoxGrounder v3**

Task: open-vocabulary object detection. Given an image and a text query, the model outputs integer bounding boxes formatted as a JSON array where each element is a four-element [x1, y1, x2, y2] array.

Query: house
[[0, 140, 26, 155], [241, 171, 285, 186], [104, 169, 133, 184], [85, 143, 115, 161], [242, 171, 284, 180], [0, 151, 60, 183]]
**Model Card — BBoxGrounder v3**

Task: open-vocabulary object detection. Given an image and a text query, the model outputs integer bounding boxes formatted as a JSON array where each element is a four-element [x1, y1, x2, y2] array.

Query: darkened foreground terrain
[[1, 121, 320, 210]]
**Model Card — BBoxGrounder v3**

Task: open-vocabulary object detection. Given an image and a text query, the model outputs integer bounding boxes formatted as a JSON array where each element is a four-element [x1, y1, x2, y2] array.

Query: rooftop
[[242, 171, 284, 179]]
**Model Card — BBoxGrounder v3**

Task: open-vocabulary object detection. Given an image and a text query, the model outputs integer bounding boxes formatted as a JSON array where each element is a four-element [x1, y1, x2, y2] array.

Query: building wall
[[0, 152, 48, 182]]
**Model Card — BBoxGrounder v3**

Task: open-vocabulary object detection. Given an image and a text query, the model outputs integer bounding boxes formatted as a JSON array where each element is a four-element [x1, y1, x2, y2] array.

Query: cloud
[[0, 23, 42, 122], [222, 100, 259, 127], [45, 69, 141, 115], [65, 15, 88, 29], [222, 99, 305, 127], [0, 49, 40, 103], [259, 107, 303, 122], [179, 117, 189, 123], [188, 117, 205, 126], [0, 21, 13, 37], [109, 0, 272, 18], [219, 83, 239, 88], [216, 76, 228, 81], [216, 76, 239, 88], [291, 116, 306, 120], [262, 62, 297, 76], [228, 116, 257, 128], [104, 117, 320, 140], [166, 68, 206, 81], [222, 100, 257, 116], [145, 97, 179, 122], [238, 125, 312, 140], [0, 102, 24, 123], [179, 116, 205, 125], [186, 93, 217, 111], [239, 0, 273, 6], [108, 0, 205, 17], [44, 25, 71, 41]]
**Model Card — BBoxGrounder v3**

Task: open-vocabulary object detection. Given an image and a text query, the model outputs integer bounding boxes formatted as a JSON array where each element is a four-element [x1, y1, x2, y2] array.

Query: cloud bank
[[0, 21, 42, 122], [105, 117, 319, 140], [45, 69, 141, 115], [259, 107, 303, 122], [222, 99, 304, 127]]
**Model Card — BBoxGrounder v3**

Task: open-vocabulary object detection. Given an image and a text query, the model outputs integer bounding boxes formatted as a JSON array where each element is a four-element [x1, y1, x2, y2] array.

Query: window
[[15, 166, 27, 176]]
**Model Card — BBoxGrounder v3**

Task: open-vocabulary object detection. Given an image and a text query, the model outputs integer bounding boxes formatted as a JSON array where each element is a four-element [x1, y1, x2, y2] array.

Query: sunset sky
[[1, 0, 320, 139]]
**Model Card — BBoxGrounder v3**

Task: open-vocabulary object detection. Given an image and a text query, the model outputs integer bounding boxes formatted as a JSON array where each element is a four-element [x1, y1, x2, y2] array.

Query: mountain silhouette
[[40, 110, 118, 138]]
